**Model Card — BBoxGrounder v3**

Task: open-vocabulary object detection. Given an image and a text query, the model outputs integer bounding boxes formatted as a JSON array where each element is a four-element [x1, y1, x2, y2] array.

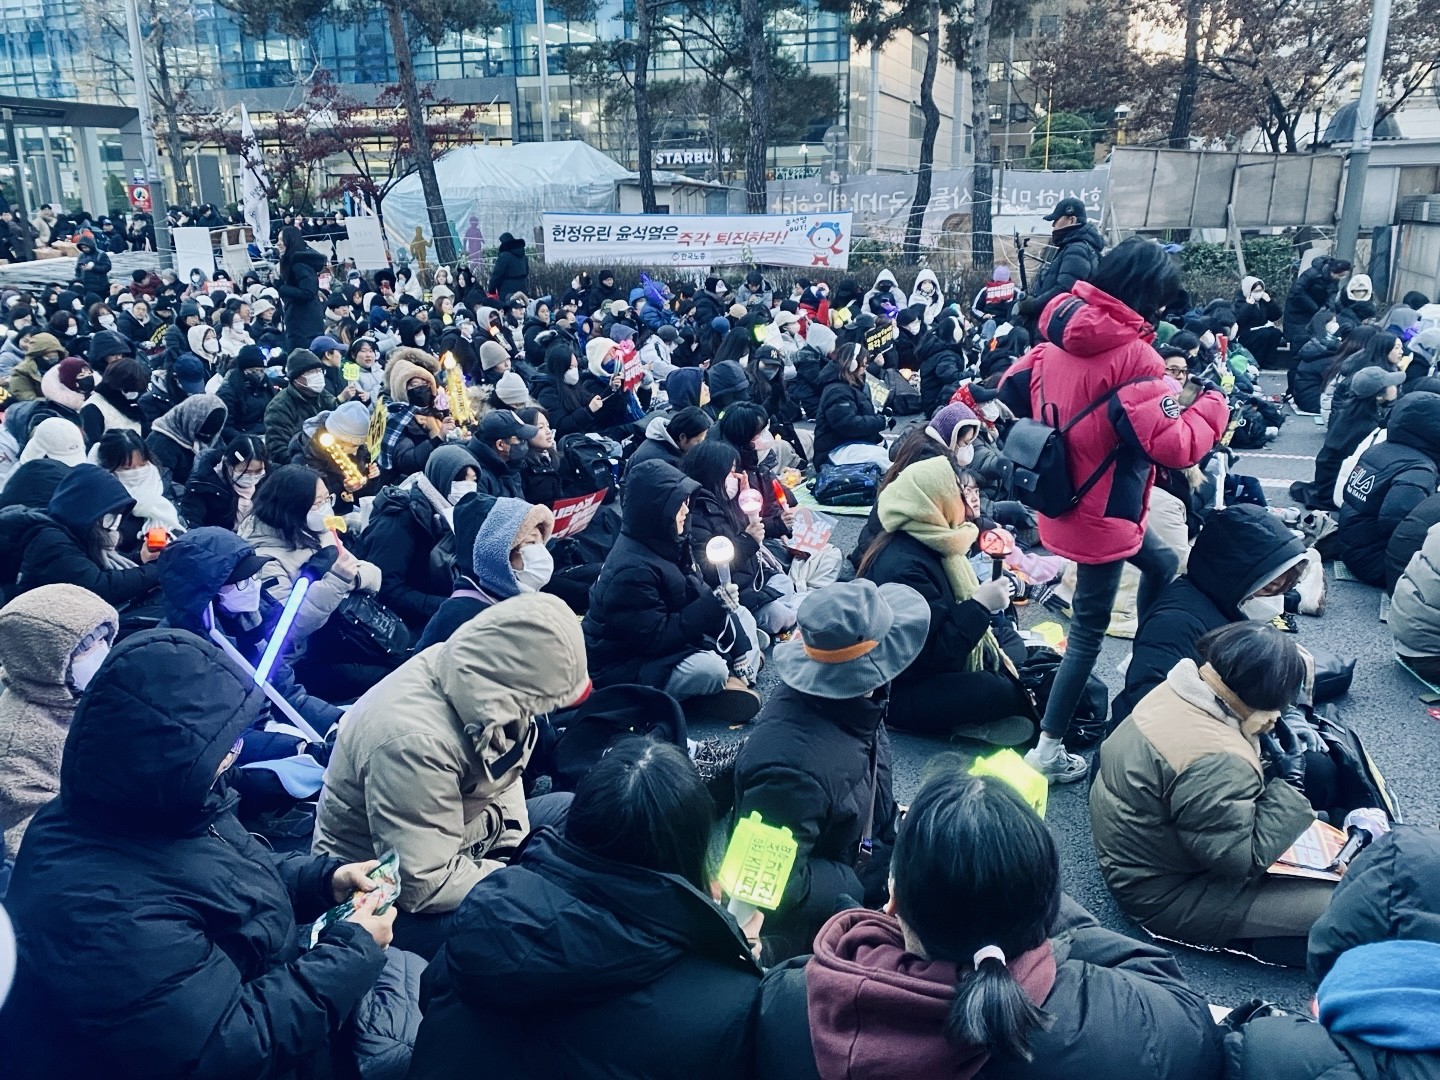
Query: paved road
[[694, 372, 1435, 1011]]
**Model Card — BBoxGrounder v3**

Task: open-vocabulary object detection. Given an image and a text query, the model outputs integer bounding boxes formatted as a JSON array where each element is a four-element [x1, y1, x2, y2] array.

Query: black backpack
[[557, 432, 621, 499], [1002, 373, 1152, 517]]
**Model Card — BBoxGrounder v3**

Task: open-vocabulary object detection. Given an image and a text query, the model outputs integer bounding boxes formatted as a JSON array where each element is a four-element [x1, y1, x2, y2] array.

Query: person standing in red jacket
[[1000, 239, 1229, 783]]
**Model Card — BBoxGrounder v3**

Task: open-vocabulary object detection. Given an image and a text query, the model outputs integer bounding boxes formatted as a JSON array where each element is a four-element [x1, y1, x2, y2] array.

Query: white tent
[[381, 141, 630, 268]]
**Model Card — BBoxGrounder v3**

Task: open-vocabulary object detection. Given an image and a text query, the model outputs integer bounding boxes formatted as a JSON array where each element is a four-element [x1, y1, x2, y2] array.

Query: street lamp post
[[535, 0, 553, 142], [800, 144, 808, 172], [1335, 0, 1392, 265], [122, 0, 170, 263]]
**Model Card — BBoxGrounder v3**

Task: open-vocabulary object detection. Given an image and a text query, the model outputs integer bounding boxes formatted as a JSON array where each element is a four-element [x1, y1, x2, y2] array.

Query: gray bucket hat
[[773, 579, 930, 699]]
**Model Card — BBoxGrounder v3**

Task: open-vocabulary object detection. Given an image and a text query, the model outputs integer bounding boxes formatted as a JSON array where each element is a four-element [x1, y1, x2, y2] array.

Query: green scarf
[[876, 457, 1004, 672]]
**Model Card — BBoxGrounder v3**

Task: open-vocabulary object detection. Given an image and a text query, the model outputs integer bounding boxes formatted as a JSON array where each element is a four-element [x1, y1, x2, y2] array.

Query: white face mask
[[414, 333, 426, 348], [218, 577, 261, 614], [449, 479, 477, 505], [113, 464, 155, 490], [306, 502, 334, 533], [232, 469, 262, 490], [954, 443, 975, 467], [69, 640, 110, 692], [715, 282, 728, 296], [300, 370, 326, 391], [1239, 592, 1285, 621], [724, 475, 741, 499], [752, 430, 776, 456], [563, 367, 580, 386], [515, 543, 554, 592], [99, 314, 116, 330]]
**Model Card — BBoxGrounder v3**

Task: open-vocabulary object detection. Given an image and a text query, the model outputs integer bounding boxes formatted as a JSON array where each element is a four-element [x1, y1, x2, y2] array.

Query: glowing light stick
[[737, 487, 764, 524], [442, 351, 476, 428], [706, 535, 735, 587], [317, 431, 366, 491], [719, 812, 799, 925], [970, 749, 1048, 819], [254, 576, 310, 687]]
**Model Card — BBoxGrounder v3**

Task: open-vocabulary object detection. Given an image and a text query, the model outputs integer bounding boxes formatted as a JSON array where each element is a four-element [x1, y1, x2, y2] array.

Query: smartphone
[[145, 527, 170, 552]]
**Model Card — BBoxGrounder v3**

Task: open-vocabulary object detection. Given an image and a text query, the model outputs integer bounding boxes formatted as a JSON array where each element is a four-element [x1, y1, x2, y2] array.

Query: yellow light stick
[[443, 352, 476, 428], [365, 397, 387, 462], [317, 431, 366, 495], [718, 812, 799, 924], [970, 749, 1048, 819]]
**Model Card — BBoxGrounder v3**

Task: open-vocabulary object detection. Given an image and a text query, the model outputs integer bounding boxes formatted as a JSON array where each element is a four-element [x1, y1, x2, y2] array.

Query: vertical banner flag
[[239, 105, 272, 248]]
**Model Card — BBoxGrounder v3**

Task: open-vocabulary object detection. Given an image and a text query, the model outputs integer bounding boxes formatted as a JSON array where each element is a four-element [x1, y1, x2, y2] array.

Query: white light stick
[[706, 535, 735, 587], [737, 488, 764, 524]]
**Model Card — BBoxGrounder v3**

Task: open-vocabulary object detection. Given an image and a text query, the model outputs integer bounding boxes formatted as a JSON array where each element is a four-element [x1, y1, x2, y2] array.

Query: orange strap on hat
[[803, 639, 879, 664]]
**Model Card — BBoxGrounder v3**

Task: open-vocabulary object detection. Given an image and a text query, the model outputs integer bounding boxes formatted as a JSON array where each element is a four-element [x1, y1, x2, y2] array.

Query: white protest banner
[[551, 489, 607, 540], [172, 226, 216, 280], [239, 104, 272, 251], [345, 217, 390, 270], [542, 212, 853, 270]]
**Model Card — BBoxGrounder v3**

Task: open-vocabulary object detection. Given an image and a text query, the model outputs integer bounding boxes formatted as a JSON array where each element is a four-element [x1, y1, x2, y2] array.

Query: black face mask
[[407, 385, 435, 408], [245, 369, 267, 386], [76, 374, 96, 394]]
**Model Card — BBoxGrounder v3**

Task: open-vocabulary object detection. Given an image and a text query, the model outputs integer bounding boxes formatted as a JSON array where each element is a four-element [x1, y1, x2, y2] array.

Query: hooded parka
[[313, 593, 589, 916], [0, 630, 387, 1079]]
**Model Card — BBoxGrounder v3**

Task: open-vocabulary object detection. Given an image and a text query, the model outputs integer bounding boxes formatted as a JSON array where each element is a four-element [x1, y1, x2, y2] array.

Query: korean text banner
[[542, 212, 854, 270]]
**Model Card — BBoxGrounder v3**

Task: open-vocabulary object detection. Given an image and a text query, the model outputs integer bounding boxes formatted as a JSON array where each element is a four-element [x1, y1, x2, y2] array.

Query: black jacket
[[1336, 392, 1440, 588], [180, 448, 242, 531], [536, 376, 597, 437], [1291, 332, 1340, 414], [487, 237, 529, 302], [216, 367, 272, 441], [146, 429, 201, 489], [791, 343, 829, 419], [1386, 492, 1440, 594], [14, 466, 160, 606], [1224, 826, 1440, 1080], [686, 487, 777, 613], [812, 365, 885, 466], [1027, 223, 1104, 320], [278, 246, 328, 350], [915, 331, 965, 416], [0, 630, 386, 1079], [755, 901, 1222, 1080], [1113, 504, 1307, 722], [860, 530, 995, 687], [463, 438, 526, 499], [74, 242, 111, 297], [583, 459, 727, 687], [733, 683, 897, 939], [1284, 260, 1342, 345], [361, 484, 454, 634], [411, 829, 761, 1080]]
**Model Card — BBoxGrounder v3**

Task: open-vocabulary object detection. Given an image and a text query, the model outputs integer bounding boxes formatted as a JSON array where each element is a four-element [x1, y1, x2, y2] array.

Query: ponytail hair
[[892, 769, 1060, 1061], [946, 944, 1049, 1060]]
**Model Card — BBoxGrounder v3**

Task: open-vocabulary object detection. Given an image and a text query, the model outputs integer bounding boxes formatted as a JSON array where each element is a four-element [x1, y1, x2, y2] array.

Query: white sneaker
[[1295, 548, 1325, 616], [1024, 745, 1090, 784]]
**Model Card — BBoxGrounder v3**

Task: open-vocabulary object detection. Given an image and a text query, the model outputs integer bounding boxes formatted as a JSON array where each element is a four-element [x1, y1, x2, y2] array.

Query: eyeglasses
[[1165, 366, 1188, 378]]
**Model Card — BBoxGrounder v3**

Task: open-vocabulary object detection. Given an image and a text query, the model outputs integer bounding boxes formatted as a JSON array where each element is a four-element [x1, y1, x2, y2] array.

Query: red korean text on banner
[[551, 490, 608, 540]]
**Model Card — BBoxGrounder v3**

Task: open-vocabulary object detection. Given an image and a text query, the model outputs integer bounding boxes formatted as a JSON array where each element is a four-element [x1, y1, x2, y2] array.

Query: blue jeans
[[1040, 528, 1179, 738]]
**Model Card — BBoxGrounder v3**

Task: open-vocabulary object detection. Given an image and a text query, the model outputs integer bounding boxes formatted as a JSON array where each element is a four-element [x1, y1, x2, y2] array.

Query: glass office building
[[0, 0, 957, 208]]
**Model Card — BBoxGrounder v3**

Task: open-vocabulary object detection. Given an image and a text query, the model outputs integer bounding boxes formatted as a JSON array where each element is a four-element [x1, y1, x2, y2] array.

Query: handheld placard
[[978, 527, 1015, 582], [970, 748, 1049, 819], [706, 535, 735, 588], [718, 812, 798, 924]]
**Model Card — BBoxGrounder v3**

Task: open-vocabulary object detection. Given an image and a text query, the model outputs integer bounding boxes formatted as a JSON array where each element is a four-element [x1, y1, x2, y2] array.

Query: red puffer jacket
[[999, 282, 1229, 563]]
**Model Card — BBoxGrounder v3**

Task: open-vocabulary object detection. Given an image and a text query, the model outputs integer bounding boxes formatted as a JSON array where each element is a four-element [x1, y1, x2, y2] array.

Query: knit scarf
[[877, 457, 1004, 673]]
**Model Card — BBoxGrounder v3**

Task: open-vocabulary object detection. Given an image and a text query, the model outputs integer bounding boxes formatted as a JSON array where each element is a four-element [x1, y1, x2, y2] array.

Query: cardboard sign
[[615, 339, 644, 392], [551, 489, 607, 540], [785, 507, 835, 556], [1269, 819, 1347, 882]]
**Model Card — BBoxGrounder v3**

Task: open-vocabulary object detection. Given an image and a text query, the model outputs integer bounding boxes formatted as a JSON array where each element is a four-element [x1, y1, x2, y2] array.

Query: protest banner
[[785, 507, 836, 557], [542, 212, 853, 270], [172, 226, 216, 281], [551, 490, 607, 540]]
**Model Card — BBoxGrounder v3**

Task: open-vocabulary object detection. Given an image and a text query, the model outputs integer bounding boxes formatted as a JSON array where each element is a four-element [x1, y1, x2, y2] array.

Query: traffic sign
[[128, 183, 152, 213]]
